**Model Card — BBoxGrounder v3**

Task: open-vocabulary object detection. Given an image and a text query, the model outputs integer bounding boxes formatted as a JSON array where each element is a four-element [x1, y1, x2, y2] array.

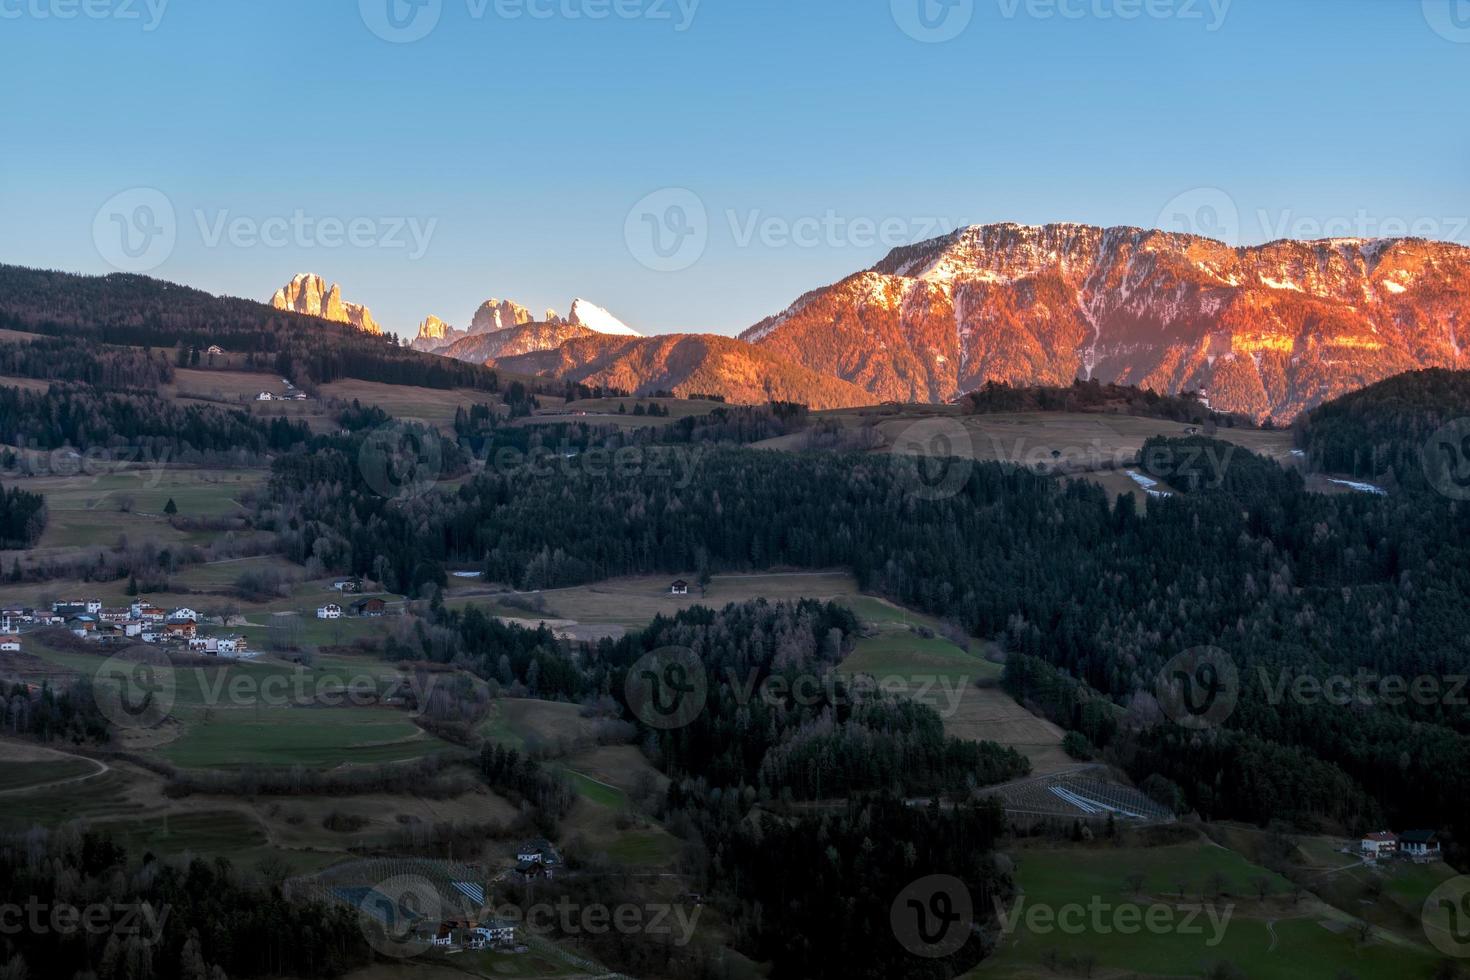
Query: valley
[[0, 267, 1466, 980]]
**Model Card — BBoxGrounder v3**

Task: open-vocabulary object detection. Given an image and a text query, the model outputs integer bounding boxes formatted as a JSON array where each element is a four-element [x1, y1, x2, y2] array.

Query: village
[[0, 599, 256, 657]]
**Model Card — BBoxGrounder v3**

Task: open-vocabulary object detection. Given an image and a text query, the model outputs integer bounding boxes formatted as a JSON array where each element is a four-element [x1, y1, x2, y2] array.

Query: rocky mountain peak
[[270, 273, 382, 335], [470, 298, 533, 336]]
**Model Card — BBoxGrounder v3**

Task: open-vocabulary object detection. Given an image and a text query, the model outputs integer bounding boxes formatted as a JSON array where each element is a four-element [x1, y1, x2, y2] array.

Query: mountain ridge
[[739, 222, 1470, 419]]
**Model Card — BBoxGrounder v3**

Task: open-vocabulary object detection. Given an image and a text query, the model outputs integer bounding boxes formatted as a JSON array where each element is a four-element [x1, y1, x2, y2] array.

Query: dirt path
[[0, 744, 109, 796]]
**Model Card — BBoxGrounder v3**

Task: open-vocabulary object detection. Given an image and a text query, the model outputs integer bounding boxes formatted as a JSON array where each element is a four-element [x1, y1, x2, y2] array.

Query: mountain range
[[283, 222, 1470, 419]]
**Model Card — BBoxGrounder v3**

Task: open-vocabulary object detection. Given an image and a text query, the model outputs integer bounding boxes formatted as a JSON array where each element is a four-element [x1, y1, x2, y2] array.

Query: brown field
[[512, 396, 727, 430], [944, 685, 1072, 775], [166, 367, 289, 403], [448, 571, 859, 631], [801, 407, 1295, 462], [756, 407, 1297, 504], [317, 379, 499, 429], [484, 698, 605, 751], [0, 736, 516, 872], [0, 373, 53, 394], [562, 744, 668, 798]]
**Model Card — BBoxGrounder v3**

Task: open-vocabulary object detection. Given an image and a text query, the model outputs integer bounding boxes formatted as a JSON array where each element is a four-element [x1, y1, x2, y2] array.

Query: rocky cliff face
[[741, 224, 1470, 420], [411, 314, 460, 351], [471, 298, 533, 335], [270, 274, 382, 335]]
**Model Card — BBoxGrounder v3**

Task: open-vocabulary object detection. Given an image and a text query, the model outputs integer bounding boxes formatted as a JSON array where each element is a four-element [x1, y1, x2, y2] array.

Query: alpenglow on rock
[[411, 315, 463, 352], [740, 222, 1470, 420], [270, 273, 382, 335], [470, 298, 533, 335]]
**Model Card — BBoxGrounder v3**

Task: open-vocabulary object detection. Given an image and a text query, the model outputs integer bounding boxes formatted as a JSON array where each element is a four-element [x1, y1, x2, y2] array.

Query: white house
[[215, 636, 247, 655], [0, 640, 20, 652], [0, 614, 18, 635], [1361, 831, 1398, 859], [188, 637, 219, 654], [168, 608, 199, 624], [669, 580, 690, 596], [317, 603, 343, 620], [474, 919, 516, 947], [256, 391, 275, 402]]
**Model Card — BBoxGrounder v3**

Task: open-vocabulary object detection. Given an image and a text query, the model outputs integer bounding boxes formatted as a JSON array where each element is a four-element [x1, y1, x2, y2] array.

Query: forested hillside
[[266, 404, 1470, 864], [1296, 367, 1470, 489], [0, 265, 501, 390]]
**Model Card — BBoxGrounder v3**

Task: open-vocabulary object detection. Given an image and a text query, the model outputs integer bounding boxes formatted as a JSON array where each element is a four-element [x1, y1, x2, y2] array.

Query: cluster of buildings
[[1360, 829, 1442, 863], [420, 917, 522, 952], [316, 597, 387, 620], [1, 600, 253, 658], [514, 839, 561, 881], [412, 842, 562, 951], [256, 378, 310, 402]]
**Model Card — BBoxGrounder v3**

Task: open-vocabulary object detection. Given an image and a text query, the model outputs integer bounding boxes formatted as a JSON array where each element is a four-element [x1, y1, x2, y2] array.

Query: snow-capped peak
[[568, 298, 640, 336]]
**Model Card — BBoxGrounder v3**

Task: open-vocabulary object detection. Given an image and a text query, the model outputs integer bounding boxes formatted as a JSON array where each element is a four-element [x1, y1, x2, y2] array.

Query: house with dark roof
[[352, 597, 387, 617], [1400, 830, 1441, 862]]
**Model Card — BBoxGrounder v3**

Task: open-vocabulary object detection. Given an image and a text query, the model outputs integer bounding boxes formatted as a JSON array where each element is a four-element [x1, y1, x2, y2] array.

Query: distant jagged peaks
[[568, 298, 640, 336], [410, 314, 461, 352], [471, 298, 533, 336], [410, 295, 634, 354], [270, 273, 382, 335]]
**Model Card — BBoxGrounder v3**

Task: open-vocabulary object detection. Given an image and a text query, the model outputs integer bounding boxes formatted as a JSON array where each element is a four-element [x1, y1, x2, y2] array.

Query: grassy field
[[972, 838, 1441, 980], [159, 706, 445, 769], [0, 467, 265, 562], [482, 699, 682, 868], [834, 595, 1070, 774], [0, 756, 98, 791], [14, 630, 449, 770], [318, 379, 495, 430]]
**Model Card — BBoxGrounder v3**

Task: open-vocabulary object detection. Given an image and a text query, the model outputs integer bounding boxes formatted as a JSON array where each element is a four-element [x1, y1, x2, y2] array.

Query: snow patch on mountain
[[567, 298, 641, 336]]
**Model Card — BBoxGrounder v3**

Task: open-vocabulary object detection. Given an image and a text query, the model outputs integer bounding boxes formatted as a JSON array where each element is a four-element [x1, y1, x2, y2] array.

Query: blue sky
[[1, 0, 1467, 339]]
